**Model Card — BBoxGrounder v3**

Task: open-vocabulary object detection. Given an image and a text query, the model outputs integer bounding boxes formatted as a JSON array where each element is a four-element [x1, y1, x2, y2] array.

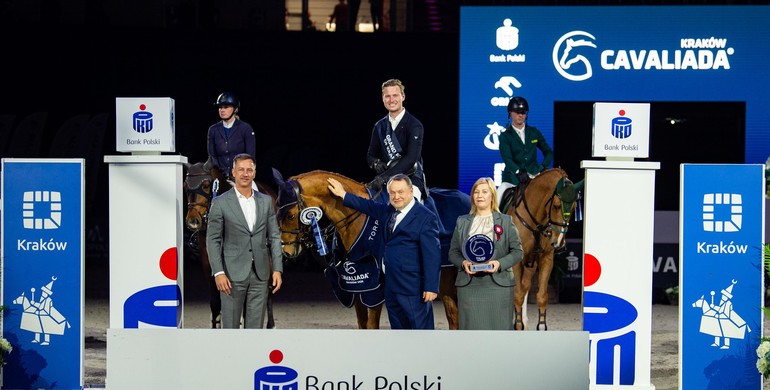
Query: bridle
[[184, 167, 216, 234], [513, 176, 576, 264], [277, 179, 363, 259]]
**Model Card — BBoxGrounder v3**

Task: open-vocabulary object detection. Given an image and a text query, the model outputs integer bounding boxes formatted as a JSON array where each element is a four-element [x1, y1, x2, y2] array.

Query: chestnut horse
[[272, 169, 468, 330], [183, 159, 277, 328], [504, 168, 582, 330]]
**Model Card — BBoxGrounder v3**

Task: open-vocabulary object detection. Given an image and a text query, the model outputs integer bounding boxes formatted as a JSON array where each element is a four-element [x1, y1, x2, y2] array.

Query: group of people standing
[[203, 78, 553, 331]]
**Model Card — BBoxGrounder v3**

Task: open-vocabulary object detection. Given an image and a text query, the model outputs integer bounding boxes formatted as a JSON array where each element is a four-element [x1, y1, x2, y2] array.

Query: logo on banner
[[254, 350, 299, 390], [552, 31, 597, 81], [484, 121, 506, 150], [491, 76, 522, 107], [23, 190, 62, 229], [12, 276, 71, 346], [552, 31, 734, 82], [132, 104, 154, 133], [611, 110, 632, 139], [489, 19, 525, 63], [691, 279, 750, 349], [584, 253, 639, 385], [123, 247, 182, 328], [702, 193, 742, 232]]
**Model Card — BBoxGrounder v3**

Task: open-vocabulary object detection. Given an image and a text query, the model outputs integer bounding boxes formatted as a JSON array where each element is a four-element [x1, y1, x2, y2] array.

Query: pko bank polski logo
[[254, 350, 299, 390], [702, 193, 742, 232], [552, 31, 734, 81], [132, 104, 154, 133], [611, 110, 632, 139], [23, 190, 62, 229]]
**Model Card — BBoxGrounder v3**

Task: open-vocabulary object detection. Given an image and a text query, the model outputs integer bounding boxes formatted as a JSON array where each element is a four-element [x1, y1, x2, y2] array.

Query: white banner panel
[[107, 329, 589, 389], [581, 160, 659, 389], [105, 155, 187, 329]]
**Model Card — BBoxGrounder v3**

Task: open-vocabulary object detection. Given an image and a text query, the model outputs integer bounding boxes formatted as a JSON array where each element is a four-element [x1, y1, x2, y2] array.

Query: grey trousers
[[220, 268, 268, 329]]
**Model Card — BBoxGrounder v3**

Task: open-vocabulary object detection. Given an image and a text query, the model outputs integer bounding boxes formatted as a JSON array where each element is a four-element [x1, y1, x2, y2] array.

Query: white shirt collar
[[389, 108, 407, 129]]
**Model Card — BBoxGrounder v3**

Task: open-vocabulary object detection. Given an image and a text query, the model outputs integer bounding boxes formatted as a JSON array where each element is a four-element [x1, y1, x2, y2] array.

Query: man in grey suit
[[206, 153, 283, 329]]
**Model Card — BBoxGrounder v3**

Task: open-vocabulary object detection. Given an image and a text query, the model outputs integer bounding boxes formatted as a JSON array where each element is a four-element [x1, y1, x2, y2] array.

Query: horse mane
[[292, 170, 368, 198]]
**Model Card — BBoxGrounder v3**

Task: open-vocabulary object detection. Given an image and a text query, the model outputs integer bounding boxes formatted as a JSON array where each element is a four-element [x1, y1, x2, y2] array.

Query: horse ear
[[272, 168, 285, 186], [573, 179, 584, 192], [203, 157, 213, 171]]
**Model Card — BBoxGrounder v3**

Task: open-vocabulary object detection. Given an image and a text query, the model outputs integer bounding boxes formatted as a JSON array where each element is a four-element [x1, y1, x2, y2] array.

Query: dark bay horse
[[504, 168, 582, 330], [183, 159, 278, 328], [272, 169, 467, 330]]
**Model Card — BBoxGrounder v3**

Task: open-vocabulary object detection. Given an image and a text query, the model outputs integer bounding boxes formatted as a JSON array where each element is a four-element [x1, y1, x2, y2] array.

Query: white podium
[[104, 155, 187, 329], [581, 159, 660, 389]]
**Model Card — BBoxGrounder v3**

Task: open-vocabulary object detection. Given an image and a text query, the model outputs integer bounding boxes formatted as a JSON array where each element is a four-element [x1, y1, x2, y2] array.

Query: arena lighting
[[665, 117, 686, 125]]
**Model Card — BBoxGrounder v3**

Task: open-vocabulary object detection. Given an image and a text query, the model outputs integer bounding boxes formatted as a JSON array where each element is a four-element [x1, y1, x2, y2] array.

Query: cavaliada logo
[[552, 30, 734, 81]]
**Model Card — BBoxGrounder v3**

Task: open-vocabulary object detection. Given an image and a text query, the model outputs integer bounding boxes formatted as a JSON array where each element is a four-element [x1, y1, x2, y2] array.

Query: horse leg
[[198, 234, 221, 328], [439, 267, 459, 330], [353, 295, 369, 329], [535, 253, 555, 331], [512, 263, 526, 330], [366, 304, 382, 329]]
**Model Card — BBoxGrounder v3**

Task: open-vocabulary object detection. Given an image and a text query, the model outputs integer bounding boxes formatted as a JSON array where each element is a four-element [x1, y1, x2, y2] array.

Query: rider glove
[[516, 169, 529, 185], [367, 176, 387, 191], [372, 159, 388, 174]]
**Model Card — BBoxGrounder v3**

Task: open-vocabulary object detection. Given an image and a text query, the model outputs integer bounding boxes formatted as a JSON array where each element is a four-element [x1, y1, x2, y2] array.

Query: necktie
[[387, 211, 401, 234]]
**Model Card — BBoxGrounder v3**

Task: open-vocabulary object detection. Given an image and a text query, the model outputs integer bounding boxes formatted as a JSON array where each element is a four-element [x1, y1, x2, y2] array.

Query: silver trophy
[[462, 234, 495, 272]]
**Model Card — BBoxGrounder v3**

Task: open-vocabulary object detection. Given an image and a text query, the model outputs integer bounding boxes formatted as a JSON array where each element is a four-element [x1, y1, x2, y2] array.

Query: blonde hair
[[469, 177, 499, 214], [381, 79, 405, 95]]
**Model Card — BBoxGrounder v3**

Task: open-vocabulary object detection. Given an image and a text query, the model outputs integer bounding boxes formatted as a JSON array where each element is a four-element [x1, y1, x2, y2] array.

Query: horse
[[272, 169, 468, 330], [503, 168, 582, 330], [183, 158, 278, 329]]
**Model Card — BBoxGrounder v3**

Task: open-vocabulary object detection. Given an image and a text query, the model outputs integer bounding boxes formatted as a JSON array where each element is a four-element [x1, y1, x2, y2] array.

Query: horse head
[[273, 168, 309, 258], [516, 169, 581, 253], [184, 159, 229, 232], [13, 292, 29, 307], [273, 169, 367, 259]]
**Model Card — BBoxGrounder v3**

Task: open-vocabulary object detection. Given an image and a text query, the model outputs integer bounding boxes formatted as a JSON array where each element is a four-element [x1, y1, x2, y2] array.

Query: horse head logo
[[552, 31, 597, 81]]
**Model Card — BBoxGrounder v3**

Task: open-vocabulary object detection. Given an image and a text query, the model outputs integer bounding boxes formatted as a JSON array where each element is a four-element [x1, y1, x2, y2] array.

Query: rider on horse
[[497, 96, 554, 212], [366, 79, 428, 201]]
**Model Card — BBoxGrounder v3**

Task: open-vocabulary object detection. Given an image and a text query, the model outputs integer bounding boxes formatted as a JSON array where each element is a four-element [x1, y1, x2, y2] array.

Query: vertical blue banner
[[681, 164, 765, 389], [2, 159, 84, 389]]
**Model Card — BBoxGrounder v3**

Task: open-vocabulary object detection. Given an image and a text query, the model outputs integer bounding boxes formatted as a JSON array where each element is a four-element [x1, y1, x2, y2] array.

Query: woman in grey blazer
[[448, 177, 523, 330]]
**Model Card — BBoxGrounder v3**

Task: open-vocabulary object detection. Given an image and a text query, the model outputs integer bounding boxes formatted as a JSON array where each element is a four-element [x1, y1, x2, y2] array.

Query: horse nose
[[187, 217, 201, 231]]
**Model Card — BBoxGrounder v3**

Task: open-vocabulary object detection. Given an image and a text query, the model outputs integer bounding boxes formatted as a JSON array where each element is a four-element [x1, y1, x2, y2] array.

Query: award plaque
[[462, 234, 495, 272]]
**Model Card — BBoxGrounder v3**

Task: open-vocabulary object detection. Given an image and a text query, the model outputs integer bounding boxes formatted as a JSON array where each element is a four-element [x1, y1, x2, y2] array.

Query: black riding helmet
[[507, 96, 529, 114], [214, 92, 240, 109]]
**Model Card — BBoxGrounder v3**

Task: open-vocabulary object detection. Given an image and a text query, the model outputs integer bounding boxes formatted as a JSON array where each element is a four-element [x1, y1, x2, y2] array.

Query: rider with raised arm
[[497, 96, 553, 208], [366, 79, 428, 201]]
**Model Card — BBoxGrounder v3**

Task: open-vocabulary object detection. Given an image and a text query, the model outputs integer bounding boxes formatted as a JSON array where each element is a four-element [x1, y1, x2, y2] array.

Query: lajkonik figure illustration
[[13, 276, 71, 346], [692, 279, 750, 350]]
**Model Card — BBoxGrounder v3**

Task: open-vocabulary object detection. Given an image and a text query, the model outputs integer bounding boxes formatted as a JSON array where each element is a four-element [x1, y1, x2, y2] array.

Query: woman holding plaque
[[448, 177, 523, 330]]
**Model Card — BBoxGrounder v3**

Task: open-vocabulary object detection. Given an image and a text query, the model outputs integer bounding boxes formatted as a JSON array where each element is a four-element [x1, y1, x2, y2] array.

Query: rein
[[513, 174, 573, 265]]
